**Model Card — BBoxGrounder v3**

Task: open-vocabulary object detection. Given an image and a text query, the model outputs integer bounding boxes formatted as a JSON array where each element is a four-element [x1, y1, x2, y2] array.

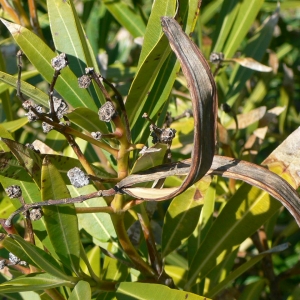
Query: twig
[[5, 189, 116, 227]]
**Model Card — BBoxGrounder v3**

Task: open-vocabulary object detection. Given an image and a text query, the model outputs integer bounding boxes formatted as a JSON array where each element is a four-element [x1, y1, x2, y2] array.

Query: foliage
[[0, 0, 300, 299]]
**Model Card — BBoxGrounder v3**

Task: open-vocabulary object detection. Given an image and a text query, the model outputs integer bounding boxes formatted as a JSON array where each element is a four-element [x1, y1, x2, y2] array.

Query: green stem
[[111, 213, 156, 278]]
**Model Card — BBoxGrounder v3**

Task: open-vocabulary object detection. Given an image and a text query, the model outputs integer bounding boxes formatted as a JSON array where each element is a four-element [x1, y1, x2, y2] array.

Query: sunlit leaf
[[0, 19, 98, 111], [262, 127, 300, 188], [2, 235, 73, 281], [68, 281, 91, 300], [0, 272, 75, 293], [41, 156, 80, 275], [116, 282, 210, 300], [229, 57, 272, 72]]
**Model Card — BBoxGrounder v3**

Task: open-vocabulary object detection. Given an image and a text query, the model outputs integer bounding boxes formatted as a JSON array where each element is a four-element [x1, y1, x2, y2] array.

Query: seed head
[[51, 53, 68, 71], [91, 131, 102, 140], [0, 260, 6, 270], [78, 75, 91, 88], [210, 52, 224, 64], [67, 167, 90, 188], [30, 207, 43, 221], [52, 97, 68, 119], [42, 122, 54, 133], [98, 102, 116, 122], [5, 185, 22, 198]]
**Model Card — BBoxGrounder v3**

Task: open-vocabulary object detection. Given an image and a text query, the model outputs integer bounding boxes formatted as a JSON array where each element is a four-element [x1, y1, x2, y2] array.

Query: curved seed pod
[[118, 155, 300, 227], [130, 17, 217, 201]]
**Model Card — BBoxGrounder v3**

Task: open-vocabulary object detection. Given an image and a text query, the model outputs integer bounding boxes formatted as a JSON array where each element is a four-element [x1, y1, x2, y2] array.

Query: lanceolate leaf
[[68, 185, 117, 243], [0, 71, 48, 106], [69, 281, 91, 300], [103, 0, 146, 38], [2, 235, 74, 282], [262, 126, 300, 188], [47, 0, 105, 105], [0, 18, 98, 112], [116, 282, 210, 300], [138, 0, 175, 66], [222, 0, 264, 58], [1, 138, 42, 187], [0, 272, 75, 293], [162, 184, 207, 258], [41, 156, 81, 275], [185, 185, 281, 290], [205, 243, 290, 298]]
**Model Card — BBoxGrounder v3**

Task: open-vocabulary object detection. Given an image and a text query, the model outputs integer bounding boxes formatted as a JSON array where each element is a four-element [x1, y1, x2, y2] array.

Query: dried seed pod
[[51, 53, 68, 71], [5, 185, 22, 198], [8, 253, 20, 265], [210, 52, 224, 64], [160, 128, 176, 143], [127, 221, 141, 248], [25, 143, 40, 153], [30, 207, 43, 221], [25, 104, 43, 122], [67, 167, 90, 188], [53, 97, 68, 119], [0, 260, 6, 270], [22, 99, 34, 110], [78, 75, 91, 88], [85, 67, 94, 74], [98, 102, 116, 122], [91, 131, 102, 140], [42, 122, 54, 133]]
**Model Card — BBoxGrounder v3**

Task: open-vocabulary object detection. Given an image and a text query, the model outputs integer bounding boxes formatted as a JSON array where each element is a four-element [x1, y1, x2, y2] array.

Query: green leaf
[[226, 6, 279, 105], [116, 282, 210, 300], [185, 185, 282, 290], [138, 0, 175, 66], [103, 0, 146, 38], [68, 281, 91, 300], [222, 0, 265, 58], [41, 156, 80, 275], [67, 108, 109, 134], [0, 124, 14, 151], [125, 34, 171, 130], [0, 18, 98, 111], [1, 138, 42, 187], [2, 235, 74, 282], [0, 71, 48, 107], [130, 144, 168, 173], [68, 185, 117, 243], [47, 0, 105, 105], [162, 187, 202, 257], [1, 118, 28, 132], [212, 0, 240, 52], [239, 279, 266, 300], [205, 243, 289, 298], [0, 273, 75, 293]]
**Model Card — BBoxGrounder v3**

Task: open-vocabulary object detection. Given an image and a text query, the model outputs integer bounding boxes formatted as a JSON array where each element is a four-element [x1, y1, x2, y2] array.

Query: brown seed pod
[[98, 102, 116, 122]]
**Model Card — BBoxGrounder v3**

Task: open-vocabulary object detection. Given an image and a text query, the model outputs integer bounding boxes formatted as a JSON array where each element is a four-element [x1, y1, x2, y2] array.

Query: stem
[[111, 213, 156, 278], [28, 0, 44, 40], [75, 206, 113, 214], [44, 288, 65, 300], [138, 205, 162, 275]]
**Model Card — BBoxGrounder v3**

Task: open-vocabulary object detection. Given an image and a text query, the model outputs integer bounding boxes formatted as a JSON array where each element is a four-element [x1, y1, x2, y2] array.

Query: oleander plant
[[0, 0, 300, 299]]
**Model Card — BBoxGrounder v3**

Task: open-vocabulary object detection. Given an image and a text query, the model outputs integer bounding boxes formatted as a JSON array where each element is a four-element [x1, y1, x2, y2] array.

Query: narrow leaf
[[0, 71, 48, 106], [103, 0, 146, 38], [0, 273, 74, 293], [230, 57, 273, 72], [162, 187, 203, 257], [2, 235, 73, 281], [1, 138, 42, 187], [262, 126, 300, 189], [68, 281, 91, 300], [116, 282, 210, 300], [41, 156, 80, 275], [0, 19, 98, 111]]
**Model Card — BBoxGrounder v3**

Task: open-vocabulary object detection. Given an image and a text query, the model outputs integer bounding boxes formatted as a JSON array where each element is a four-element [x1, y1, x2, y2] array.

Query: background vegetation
[[0, 0, 300, 299]]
